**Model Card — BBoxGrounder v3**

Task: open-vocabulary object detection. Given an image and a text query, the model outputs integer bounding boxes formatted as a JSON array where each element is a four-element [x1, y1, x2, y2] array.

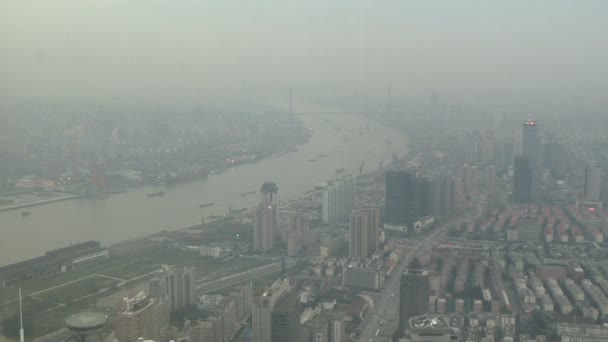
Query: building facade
[[399, 259, 430, 337], [114, 292, 161, 342], [254, 182, 279, 252]]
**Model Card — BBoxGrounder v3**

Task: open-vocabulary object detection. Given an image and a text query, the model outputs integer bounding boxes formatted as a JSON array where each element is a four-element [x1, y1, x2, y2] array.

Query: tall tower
[[584, 161, 601, 202], [254, 182, 279, 252], [399, 258, 429, 337], [387, 84, 392, 115], [522, 116, 542, 196], [289, 86, 293, 117], [271, 292, 300, 342], [19, 288, 24, 342], [513, 155, 533, 203], [252, 279, 291, 342]]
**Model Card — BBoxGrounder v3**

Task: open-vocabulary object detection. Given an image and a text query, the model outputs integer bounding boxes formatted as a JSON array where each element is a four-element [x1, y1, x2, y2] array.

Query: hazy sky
[[1, 0, 607, 110]]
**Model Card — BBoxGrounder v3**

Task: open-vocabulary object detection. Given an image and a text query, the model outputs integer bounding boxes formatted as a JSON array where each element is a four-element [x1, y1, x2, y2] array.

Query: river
[[0, 112, 408, 266]]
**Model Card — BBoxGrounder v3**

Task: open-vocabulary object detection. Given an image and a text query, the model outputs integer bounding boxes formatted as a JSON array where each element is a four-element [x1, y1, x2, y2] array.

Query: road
[[197, 260, 296, 293], [357, 222, 453, 341]]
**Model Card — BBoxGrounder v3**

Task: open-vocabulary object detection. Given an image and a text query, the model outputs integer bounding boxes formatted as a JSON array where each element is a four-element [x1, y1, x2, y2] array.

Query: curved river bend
[[0, 114, 408, 266]]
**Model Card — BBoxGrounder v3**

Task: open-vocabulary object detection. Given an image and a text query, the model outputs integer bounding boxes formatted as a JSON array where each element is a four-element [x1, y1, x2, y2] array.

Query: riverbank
[[0, 112, 409, 266]]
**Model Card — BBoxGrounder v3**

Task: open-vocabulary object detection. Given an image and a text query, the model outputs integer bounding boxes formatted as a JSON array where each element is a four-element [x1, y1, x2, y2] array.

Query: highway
[[357, 222, 453, 341], [196, 260, 296, 293]]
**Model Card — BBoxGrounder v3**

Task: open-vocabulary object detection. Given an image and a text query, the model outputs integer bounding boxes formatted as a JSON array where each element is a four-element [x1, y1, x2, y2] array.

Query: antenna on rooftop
[[19, 288, 24, 342], [289, 86, 293, 117], [281, 253, 286, 281]]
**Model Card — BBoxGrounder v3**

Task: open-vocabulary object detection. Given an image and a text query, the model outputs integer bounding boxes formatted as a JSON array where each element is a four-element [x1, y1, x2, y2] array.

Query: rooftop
[[65, 312, 108, 330], [409, 315, 448, 330]]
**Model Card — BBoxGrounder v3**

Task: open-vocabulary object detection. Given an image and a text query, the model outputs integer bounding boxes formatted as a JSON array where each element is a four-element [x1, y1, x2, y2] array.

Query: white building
[[322, 176, 354, 225]]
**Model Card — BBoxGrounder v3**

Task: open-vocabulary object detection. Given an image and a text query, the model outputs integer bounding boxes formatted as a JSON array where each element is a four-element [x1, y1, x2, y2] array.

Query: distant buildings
[[254, 182, 279, 252], [584, 161, 601, 201], [399, 258, 429, 337], [516, 216, 540, 241], [114, 292, 160, 342], [320, 237, 347, 258], [192, 284, 253, 342], [513, 155, 533, 203], [286, 211, 309, 257], [342, 266, 383, 290], [407, 314, 460, 342], [322, 176, 355, 225], [578, 161, 603, 210]]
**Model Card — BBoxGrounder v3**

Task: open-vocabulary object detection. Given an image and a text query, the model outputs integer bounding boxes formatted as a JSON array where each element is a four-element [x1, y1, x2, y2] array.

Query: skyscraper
[[254, 182, 279, 252], [584, 161, 601, 202], [271, 292, 300, 342], [114, 292, 161, 342], [252, 279, 291, 342], [522, 118, 542, 196], [349, 207, 380, 258], [385, 170, 419, 228], [399, 258, 429, 337], [513, 155, 533, 203]]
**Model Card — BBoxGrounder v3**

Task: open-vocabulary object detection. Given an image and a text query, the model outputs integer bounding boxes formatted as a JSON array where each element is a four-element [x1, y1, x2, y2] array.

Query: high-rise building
[[271, 292, 300, 342], [501, 142, 515, 170], [434, 175, 455, 220], [349, 209, 369, 259], [522, 118, 542, 196], [584, 161, 601, 202], [149, 265, 197, 317], [367, 207, 380, 253], [252, 279, 291, 342], [114, 292, 161, 342], [418, 176, 435, 218], [349, 207, 380, 258], [385, 170, 418, 227], [322, 176, 355, 225], [513, 155, 533, 203], [399, 258, 429, 337], [329, 314, 345, 342], [486, 165, 497, 194], [254, 182, 279, 252], [460, 164, 479, 194]]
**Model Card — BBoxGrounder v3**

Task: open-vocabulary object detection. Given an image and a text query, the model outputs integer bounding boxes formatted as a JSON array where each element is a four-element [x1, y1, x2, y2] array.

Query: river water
[[0, 113, 408, 266]]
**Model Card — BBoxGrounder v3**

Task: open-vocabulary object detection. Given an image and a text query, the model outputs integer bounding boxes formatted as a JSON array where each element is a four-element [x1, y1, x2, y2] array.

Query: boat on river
[[147, 191, 164, 198], [200, 202, 214, 208]]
